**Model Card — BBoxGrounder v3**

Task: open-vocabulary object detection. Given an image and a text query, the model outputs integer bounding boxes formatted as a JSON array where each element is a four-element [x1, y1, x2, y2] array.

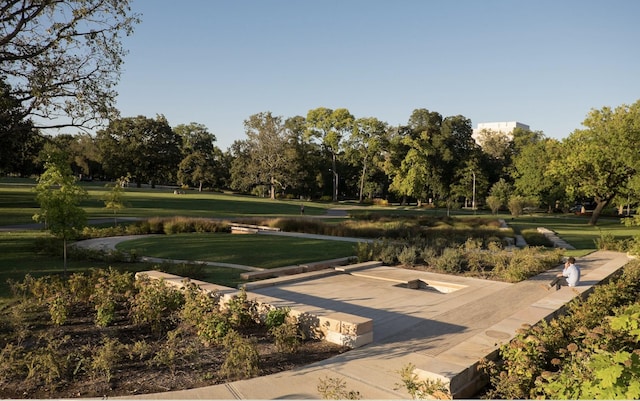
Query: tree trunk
[[198, 181, 203, 192], [331, 153, 338, 202], [270, 176, 276, 200], [589, 200, 610, 225], [358, 162, 367, 203], [63, 238, 67, 276]]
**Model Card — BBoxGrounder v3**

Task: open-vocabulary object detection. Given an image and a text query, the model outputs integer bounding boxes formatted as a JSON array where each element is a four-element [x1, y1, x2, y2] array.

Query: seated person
[[547, 256, 580, 290]]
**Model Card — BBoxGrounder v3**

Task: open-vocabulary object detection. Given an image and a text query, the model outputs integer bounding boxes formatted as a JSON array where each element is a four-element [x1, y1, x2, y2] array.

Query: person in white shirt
[[547, 257, 581, 290]]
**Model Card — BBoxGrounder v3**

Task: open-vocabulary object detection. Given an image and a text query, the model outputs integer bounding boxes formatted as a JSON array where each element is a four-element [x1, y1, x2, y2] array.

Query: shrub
[[317, 376, 362, 400], [130, 276, 184, 333], [507, 195, 526, 217], [269, 319, 303, 353], [196, 311, 231, 346], [90, 336, 125, 384], [265, 307, 290, 330], [378, 244, 398, 265], [397, 245, 418, 267], [219, 330, 260, 380], [486, 195, 502, 215], [90, 268, 135, 327], [225, 289, 257, 328], [432, 247, 466, 273], [395, 363, 451, 400]]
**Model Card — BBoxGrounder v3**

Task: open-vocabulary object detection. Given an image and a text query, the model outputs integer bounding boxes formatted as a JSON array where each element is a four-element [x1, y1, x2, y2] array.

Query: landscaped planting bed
[[0, 269, 349, 399]]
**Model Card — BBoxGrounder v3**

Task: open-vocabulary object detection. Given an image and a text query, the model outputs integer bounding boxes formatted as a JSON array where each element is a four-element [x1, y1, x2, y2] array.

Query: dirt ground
[[0, 303, 350, 399]]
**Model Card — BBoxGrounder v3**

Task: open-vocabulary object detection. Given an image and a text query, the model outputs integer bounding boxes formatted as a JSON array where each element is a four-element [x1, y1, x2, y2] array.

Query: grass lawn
[[0, 180, 333, 226], [116, 233, 358, 268], [504, 213, 640, 255], [2, 177, 640, 300], [0, 231, 167, 299]]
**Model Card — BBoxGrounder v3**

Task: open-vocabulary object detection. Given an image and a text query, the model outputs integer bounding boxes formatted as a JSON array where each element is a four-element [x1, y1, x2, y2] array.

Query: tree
[[389, 109, 443, 206], [285, 115, 323, 199], [33, 156, 87, 274], [104, 176, 128, 225], [549, 101, 640, 225], [345, 117, 388, 202], [0, 78, 41, 175], [230, 112, 297, 199], [512, 137, 566, 212], [306, 107, 354, 202], [0, 0, 140, 129], [175, 123, 221, 191], [96, 115, 182, 187]]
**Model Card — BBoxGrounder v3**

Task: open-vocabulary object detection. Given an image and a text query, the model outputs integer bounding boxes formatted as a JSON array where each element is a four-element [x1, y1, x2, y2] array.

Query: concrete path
[[118, 250, 631, 400]]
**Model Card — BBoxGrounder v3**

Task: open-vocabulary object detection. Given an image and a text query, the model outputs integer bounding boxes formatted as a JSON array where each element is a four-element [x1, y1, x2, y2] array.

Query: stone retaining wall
[[135, 269, 374, 348]]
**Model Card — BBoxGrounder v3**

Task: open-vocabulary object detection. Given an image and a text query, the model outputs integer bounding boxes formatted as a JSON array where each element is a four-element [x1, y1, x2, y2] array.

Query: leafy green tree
[[389, 110, 476, 209], [104, 176, 129, 225], [512, 137, 566, 212], [230, 112, 299, 199], [285, 115, 323, 199], [96, 115, 182, 187], [389, 109, 443, 206], [0, 79, 42, 175], [33, 157, 87, 273], [306, 107, 354, 201], [549, 101, 640, 225], [345, 117, 388, 202], [175, 123, 221, 191], [0, 0, 140, 129], [489, 178, 512, 210]]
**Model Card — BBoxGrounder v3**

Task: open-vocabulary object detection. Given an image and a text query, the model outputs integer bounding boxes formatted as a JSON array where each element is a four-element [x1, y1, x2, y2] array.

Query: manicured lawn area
[[116, 233, 357, 268], [0, 231, 166, 299], [505, 213, 640, 255], [0, 180, 332, 225]]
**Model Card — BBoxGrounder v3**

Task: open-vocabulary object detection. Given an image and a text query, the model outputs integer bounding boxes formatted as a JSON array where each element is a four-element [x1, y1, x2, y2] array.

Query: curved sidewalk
[[120, 250, 631, 400]]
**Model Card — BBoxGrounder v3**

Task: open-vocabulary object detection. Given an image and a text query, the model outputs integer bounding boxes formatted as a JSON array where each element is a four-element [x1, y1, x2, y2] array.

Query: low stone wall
[[135, 269, 373, 348]]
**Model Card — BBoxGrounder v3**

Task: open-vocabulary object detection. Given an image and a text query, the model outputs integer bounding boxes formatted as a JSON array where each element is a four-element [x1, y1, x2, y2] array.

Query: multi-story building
[[472, 121, 529, 143]]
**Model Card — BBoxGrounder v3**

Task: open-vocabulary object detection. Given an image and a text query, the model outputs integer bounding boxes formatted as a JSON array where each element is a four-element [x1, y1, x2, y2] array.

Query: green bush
[[219, 330, 260, 380], [130, 276, 184, 333], [397, 245, 418, 266], [482, 259, 640, 399], [265, 307, 290, 330], [432, 247, 466, 273], [269, 320, 303, 353]]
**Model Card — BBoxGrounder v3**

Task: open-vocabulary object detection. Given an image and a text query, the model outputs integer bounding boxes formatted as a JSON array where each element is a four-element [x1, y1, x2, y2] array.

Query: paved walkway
[[112, 248, 630, 399], [9, 216, 633, 398]]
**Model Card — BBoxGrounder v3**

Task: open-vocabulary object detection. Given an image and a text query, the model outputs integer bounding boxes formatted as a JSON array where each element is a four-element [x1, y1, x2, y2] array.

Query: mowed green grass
[[0, 180, 331, 226], [0, 231, 169, 299], [117, 233, 357, 268]]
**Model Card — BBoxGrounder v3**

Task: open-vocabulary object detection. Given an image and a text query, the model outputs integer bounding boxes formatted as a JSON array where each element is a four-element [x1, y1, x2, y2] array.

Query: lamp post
[[472, 171, 476, 215]]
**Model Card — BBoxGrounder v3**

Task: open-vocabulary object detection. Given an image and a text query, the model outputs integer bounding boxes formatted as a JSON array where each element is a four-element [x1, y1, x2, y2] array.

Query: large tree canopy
[[96, 115, 182, 187], [549, 101, 640, 225], [306, 107, 354, 202], [0, 0, 139, 129]]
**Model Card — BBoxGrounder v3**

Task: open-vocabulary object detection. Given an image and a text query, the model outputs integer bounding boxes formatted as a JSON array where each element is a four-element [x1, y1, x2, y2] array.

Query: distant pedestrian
[[300, 204, 305, 215], [546, 256, 581, 290]]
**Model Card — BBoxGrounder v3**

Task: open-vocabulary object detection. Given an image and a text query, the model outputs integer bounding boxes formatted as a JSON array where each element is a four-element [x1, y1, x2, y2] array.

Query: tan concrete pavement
[[114, 249, 631, 400]]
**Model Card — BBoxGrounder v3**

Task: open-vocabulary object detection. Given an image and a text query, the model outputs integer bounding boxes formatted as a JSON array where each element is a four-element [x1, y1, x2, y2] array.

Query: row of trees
[[4, 100, 640, 225], [3, 1, 640, 226]]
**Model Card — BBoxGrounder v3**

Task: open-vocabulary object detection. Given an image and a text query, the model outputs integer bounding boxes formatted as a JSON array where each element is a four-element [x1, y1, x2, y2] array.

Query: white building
[[472, 121, 529, 143]]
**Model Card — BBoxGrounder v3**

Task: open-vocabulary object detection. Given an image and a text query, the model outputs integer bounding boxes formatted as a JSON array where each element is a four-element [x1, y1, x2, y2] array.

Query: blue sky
[[115, 0, 640, 150]]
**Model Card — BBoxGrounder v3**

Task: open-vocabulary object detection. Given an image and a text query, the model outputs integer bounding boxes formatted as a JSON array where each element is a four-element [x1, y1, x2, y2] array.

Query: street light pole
[[472, 171, 476, 215]]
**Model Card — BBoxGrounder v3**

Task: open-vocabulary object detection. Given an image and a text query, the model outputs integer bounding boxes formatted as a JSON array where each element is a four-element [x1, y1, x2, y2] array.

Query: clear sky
[[115, 0, 640, 151]]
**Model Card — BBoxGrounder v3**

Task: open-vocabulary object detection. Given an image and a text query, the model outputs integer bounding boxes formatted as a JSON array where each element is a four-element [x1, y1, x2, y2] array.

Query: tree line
[[3, 100, 640, 225], [1, 1, 639, 226]]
